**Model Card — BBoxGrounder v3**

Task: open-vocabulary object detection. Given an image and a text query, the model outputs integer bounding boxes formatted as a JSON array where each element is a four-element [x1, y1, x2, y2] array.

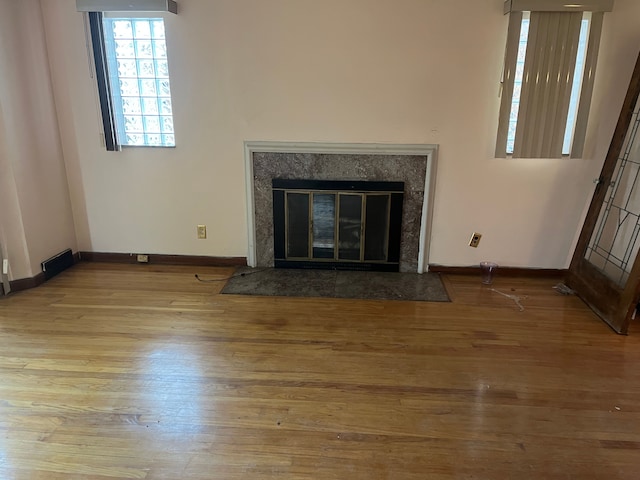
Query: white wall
[[0, 0, 77, 280], [41, 0, 640, 269], [0, 105, 31, 280]]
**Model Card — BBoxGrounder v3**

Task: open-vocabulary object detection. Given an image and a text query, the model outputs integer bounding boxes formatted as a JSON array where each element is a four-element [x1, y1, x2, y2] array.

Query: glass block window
[[102, 18, 175, 147]]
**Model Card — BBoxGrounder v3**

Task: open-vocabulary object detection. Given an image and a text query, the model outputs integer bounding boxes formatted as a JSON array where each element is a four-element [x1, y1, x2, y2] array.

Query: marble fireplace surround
[[244, 142, 438, 273]]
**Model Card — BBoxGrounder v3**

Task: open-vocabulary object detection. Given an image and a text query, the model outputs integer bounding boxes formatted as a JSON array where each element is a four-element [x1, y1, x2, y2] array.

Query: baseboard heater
[[41, 248, 75, 280]]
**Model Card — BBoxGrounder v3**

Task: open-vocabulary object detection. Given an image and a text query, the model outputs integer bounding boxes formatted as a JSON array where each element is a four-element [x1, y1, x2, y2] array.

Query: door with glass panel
[[566, 52, 640, 334]]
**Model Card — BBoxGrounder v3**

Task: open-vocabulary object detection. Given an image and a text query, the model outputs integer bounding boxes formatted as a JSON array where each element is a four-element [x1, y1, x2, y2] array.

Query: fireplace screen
[[273, 179, 404, 271]]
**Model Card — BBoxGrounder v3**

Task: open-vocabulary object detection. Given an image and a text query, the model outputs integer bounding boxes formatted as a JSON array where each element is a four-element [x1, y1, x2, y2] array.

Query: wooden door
[[566, 51, 640, 334]]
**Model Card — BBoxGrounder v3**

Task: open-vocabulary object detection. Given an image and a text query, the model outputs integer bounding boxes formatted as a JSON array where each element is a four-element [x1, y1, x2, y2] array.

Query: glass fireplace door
[[286, 192, 310, 259], [285, 191, 392, 262], [312, 193, 336, 259], [273, 179, 404, 271], [337, 194, 363, 261], [364, 194, 390, 261]]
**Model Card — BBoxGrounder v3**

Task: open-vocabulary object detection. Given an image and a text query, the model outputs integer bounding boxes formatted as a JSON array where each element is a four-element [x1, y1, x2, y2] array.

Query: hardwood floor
[[0, 262, 639, 479]]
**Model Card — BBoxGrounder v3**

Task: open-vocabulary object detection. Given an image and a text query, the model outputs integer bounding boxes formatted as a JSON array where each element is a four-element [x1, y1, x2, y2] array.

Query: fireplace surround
[[244, 142, 438, 273]]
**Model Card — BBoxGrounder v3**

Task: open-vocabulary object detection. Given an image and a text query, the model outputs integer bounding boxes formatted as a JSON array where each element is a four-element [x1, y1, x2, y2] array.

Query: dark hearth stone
[[221, 268, 450, 302]]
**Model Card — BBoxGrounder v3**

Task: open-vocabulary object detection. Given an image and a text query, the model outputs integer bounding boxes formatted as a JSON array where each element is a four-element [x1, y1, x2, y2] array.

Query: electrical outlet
[[2, 259, 8, 275], [469, 232, 482, 248], [197, 224, 207, 239], [137, 254, 149, 263]]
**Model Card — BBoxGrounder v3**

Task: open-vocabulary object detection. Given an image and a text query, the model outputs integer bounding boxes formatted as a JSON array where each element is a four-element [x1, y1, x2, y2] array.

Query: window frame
[[496, 2, 609, 159], [88, 12, 176, 151], [89, 12, 119, 151]]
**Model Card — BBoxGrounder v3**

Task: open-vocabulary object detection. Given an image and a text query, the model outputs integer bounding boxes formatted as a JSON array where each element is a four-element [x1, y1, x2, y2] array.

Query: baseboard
[[79, 251, 247, 267], [3, 251, 244, 294], [428, 265, 567, 277], [10, 272, 47, 293], [8, 252, 81, 294]]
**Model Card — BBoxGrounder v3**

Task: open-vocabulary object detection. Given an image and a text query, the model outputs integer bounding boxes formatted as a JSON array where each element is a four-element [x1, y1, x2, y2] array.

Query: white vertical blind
[[513, 12, 582, 158]]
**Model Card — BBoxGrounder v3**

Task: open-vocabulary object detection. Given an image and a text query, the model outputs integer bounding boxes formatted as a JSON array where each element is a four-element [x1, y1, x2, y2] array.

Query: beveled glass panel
[[364, 194, 390, 261], [287, 193, 310, 258], [338, 194, 362, 261], [585, 98, 640, 286], [312, 193, 336, 259]]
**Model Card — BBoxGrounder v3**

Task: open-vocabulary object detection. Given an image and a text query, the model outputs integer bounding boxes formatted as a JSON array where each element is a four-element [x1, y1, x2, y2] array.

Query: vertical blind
[[514, 11, 582, 158], [496, 10, 605, 158]]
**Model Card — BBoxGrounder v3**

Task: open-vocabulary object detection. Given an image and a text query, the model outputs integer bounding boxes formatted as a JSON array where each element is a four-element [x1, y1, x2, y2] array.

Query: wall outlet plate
[[469, 232, 482, 248], [2, 259, 8, 275], [197, 224, 207, 239], [137, 254, 149, 263]]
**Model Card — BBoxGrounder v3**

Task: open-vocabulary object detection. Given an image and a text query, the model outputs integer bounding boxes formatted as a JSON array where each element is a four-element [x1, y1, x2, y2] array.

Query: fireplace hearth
[[272, 179, 404, 271]]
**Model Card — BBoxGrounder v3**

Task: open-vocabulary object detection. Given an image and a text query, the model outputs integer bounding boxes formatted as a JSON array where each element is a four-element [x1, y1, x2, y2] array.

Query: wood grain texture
[[0, 263, 639, 479]]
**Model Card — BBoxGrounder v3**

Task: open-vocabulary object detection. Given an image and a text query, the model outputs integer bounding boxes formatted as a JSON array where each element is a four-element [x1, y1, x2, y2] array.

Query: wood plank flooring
[[0, 262, 639, 479]]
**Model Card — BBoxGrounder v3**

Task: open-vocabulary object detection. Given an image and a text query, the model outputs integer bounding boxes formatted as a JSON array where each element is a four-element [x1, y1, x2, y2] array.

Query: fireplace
[[272, 179, 404, 271], [244, 142, 438, 273]]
